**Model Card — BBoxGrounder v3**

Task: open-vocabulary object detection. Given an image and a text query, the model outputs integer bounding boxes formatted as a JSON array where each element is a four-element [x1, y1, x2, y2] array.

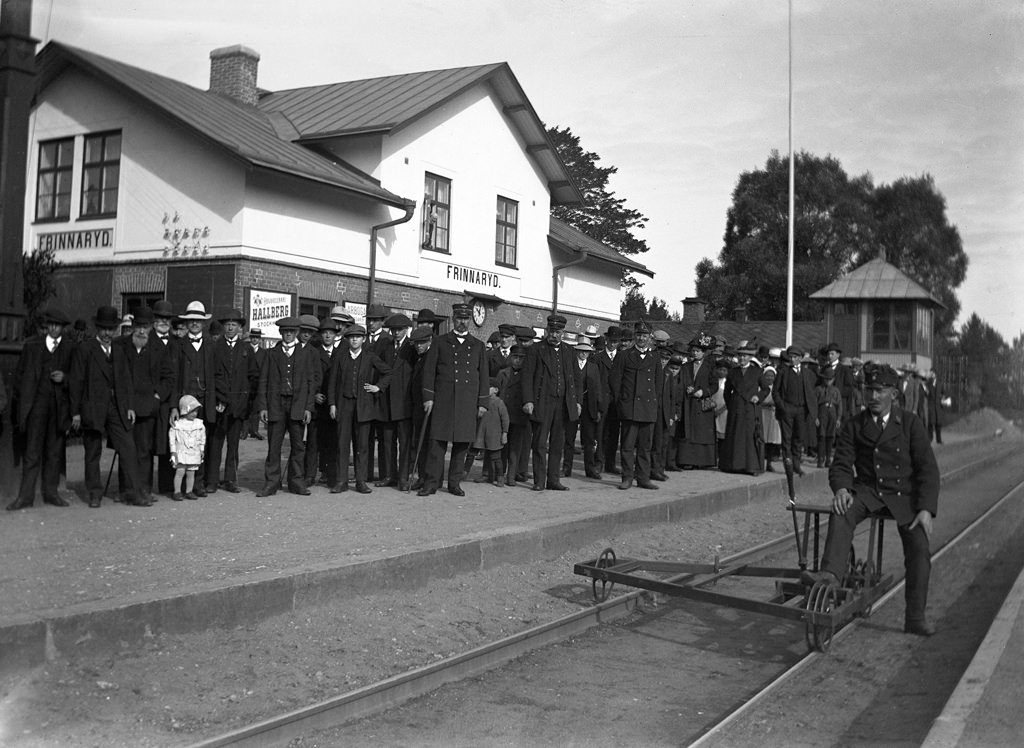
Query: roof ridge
[[263, 62, 507, 97]]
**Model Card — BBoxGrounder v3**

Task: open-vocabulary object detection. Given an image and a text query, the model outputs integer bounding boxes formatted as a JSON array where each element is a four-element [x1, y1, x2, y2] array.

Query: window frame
[[871, 301, 914, 352], [494, 195, 518, 269], [80, 130, 122, 219], [421, 172, 451, 254], [35, 137, 75, 223]]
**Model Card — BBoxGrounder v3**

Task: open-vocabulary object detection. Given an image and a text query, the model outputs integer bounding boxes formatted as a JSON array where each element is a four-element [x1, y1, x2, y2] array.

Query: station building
[[25, 42, 651, 339]]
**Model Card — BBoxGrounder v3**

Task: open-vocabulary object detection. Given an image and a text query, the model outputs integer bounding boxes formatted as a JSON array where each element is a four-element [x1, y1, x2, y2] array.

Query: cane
[[104, 451, 119, 499], [411, 410, 432, 486]]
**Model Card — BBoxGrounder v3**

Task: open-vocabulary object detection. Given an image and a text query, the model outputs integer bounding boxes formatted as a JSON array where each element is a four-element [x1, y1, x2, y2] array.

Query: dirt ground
[[0, 411, 1018, 748]]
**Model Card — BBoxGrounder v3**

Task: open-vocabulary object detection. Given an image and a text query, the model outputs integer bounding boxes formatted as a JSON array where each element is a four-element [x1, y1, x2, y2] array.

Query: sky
[[28, 0, 1024, 342]]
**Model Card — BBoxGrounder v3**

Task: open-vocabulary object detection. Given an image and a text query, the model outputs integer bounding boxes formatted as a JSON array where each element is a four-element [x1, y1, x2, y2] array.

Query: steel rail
[[687, 472, 1024, 748], [189, 442, 1018, 748]]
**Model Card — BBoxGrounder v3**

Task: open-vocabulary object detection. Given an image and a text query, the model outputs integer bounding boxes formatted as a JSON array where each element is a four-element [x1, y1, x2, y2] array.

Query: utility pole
[[0, 0, 36, 347]]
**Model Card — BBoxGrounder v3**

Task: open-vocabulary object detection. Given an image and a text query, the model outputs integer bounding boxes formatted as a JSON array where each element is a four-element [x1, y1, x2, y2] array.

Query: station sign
[[35, 228, 114, 251]]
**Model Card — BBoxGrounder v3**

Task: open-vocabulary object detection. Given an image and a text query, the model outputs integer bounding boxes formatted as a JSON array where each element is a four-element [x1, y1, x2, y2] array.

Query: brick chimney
[[681, 297, 706, 323], [209, 45, 260, 106]]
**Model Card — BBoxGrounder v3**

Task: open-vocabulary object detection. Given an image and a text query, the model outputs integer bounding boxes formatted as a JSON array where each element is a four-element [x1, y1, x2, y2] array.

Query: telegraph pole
[[0, 0, 36, 347]]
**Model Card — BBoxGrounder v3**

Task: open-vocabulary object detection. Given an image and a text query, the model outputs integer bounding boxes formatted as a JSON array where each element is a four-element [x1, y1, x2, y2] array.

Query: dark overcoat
[[679, 356, 718, 443], [720, 364, 770, 473], [422, 331, 489, 442], [175, 334, 217, 423], [327, 348, 392, 423], [522, 341, 579, 423], [379, 337, 416, 421], [592, 350, 616, 412], [580, 359, 607, 422], [609, 347, 660, 423], [774, 364, 818, 420], [829, 407, 939, 525], [148, 329, 178, 453], [213, 337, 260, 418], [113, 336, 174, 419], [497, 366, 527, 426], [15, 336, 74, 432], [70, 338, 133, 432], [257, 344, 318, 421]]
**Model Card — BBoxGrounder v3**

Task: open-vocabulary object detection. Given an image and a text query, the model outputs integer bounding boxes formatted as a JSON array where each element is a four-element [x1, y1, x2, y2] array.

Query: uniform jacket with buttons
[[829, 406, 939, 525], [422, 331, 489, 443], [609, 346, 660, 423]]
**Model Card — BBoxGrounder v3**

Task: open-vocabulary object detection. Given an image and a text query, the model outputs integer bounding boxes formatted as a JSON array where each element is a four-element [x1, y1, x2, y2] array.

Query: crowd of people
[[1, 299, 945, 509]]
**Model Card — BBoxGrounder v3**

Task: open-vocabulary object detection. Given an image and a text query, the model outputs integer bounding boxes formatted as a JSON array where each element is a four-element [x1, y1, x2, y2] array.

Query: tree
[[547, 125, 650, 290], [619, 286, 648, 321], [696, 150, 876, 321], [22, 245, 61, 330], [952, 313, 1011, 411]]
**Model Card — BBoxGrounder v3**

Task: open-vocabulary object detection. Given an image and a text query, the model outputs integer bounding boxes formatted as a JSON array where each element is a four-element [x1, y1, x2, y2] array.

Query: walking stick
[[104, 451, 119, 499], [411, 410, 432, 486]]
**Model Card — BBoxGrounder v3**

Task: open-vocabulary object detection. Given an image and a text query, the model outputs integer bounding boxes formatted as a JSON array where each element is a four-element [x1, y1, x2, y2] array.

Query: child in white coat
[[169, 394, 206, 500]]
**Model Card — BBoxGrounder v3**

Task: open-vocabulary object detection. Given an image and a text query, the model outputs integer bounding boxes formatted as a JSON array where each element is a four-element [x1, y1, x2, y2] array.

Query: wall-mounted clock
[[471, 300, 486, 327]]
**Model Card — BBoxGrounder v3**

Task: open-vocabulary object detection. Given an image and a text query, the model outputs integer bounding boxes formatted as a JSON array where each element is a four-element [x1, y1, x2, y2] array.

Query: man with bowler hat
[[408, 326, 434, 489], [802, 364, 940, 636], [256, 317, 319, 496], [148, 300, 180, 495], [7, 308, 75, 510], [208, 308, 259, 493], [419, 303, 489, 496], [377, 314, 416, 490], [70, 306, 145, 507], [488, 323, 518, 377], [307, 317, 340, 487], [595, 326, 621, 474], [774, 345, 817, 476]]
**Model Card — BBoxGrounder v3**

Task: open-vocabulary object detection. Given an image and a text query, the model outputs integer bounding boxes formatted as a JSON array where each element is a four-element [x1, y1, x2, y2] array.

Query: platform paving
[[0, 429, 1003, 674]]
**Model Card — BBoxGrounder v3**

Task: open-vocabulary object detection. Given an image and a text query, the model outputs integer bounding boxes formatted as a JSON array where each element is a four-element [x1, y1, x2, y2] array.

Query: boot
[[817, 438, 826, 468], [491, 458, 504, 486], [464, 451, 477, 481]]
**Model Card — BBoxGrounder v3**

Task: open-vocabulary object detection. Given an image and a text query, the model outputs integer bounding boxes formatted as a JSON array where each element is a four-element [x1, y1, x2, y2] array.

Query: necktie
[[502, 349, 509, 358], [226, 338, 236, 348], [47, 338, 57, 353], [283, 343, 294, 357], [102, 344, 111, 359], [876, 415, 885, 430]]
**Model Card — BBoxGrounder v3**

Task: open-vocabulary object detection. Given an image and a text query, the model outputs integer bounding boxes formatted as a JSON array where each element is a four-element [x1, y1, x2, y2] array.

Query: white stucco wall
[[26, 69, 245, 264]]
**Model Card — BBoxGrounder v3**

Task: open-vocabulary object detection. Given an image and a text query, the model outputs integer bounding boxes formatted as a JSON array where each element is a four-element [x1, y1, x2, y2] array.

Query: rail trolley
[[573, 502, 894, 652]]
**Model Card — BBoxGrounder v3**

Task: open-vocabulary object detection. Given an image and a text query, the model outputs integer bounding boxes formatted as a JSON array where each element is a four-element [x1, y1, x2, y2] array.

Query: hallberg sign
[[247, 289, 294, 339], [35, 228, 114, 251]]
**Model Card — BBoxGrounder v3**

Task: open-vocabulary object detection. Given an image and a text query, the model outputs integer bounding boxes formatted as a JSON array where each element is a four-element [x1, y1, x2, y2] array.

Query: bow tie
[[282, 343, 296, 350], [189, 335, 203, 342]]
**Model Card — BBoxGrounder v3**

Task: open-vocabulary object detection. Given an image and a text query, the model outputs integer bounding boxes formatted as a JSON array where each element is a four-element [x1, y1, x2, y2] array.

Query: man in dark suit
[[822, 342, 855, 420], [173, 300, 217, 496], [327, 324, 391, 493], [774, 345, 817, 476], [650, 343, 679, 481], [523, 313, 580, 491], [208, 309, 259, 493], [487, 323, 517, 378], [365, 303, 392, 481], [377, 314, 416, 491], [70, 306, 145, 507], [244, 329, 266, 439], [419, 303, 489, 497], [408, 327, 433, 490], [609, 321, 661, 490], [115, 306, 174, 504], [8, 308, 75, 510], [803, 364, 940, 636], [148, 300, 179, 495], [255, 317, 319, 496], [572, 341, 606, 479], [307, 318, 339, 488], [593, 327, 620, 475]]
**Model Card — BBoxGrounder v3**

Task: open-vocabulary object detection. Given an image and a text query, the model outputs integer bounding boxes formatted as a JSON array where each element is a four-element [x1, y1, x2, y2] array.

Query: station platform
[[0, 428, 1005, 675], [922, 560, 1024, 748]]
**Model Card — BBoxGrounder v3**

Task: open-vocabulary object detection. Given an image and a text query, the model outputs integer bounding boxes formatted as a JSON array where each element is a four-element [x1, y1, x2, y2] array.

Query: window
[[421, 173, 451, 253], [36, 138, 74, 222], [495, 196, 518, 268], [122, 293, 165, 317], [299, 299, 333, 322], [81, 131, 121, 217], [871, 302, 913, 351]]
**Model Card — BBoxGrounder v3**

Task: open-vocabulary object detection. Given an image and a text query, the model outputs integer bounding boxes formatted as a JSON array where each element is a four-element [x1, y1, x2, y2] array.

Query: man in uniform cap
[[488, 323, 518, 377], [376, 313, 417, 490], [8, 308, 76, 510], [803, 364, 940, 636], [595, 325, 621, 474], [255, 316, 319, 496], [70, 306, 146, 507], [609, 319, 661, 489], [774, 345, 817, 477], [514, 325, 536, 347], [523, 313, 580, 491], [418, 303, 489, 496], [207, 309, 259, 494], [408, 326, 434, 488]]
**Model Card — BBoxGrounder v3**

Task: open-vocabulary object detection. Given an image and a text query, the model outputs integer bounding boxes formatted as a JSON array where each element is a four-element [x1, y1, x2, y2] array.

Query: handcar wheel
[[592, 547, 617, 603], [804, 580, 838, 653]]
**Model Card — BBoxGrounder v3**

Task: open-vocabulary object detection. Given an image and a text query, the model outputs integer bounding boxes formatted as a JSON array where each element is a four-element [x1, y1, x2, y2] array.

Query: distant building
[[25, 42, 650, 337]]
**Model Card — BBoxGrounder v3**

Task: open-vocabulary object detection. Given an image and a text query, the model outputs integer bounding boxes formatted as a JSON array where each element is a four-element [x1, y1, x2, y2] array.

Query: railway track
[[190, 443, 1020, 748]]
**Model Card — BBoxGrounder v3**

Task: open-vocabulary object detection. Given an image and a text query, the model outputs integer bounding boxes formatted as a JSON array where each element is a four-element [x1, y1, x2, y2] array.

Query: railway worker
[[497, 344, 529, 487], [677, 333, 719, 470], [114, 306, 174, 504], [207, 309, 259, 494], [774, 345, 816, 477], [609, 320, 661, 490], [408, 326, 433, 490], [593, 329, 619, 475], [327, 324, 391, 494], [255, 316, 318, 497], [307, 317, 340, 488], [377, 314, 416, 490], [418, 303, 489, 497], [244, 329, 265, 440], [523, 313, 580, 491], [487, 323, 517, 378], [7, 307, 75, 511], [149, 300, 180, 495], [719, 341, 770, 475], [71, 306, 146, 507], [802, 363, 940, 637], [172, 301, 217, 497]]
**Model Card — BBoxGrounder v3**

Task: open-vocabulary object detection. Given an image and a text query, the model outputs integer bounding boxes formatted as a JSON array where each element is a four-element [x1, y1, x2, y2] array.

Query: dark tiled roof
[[259, 64, 582, 205], [628, 319, 827, 354], [548, 217, 654, 277], [37, 42, 412, 208], [810, 257, 943, 307]]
